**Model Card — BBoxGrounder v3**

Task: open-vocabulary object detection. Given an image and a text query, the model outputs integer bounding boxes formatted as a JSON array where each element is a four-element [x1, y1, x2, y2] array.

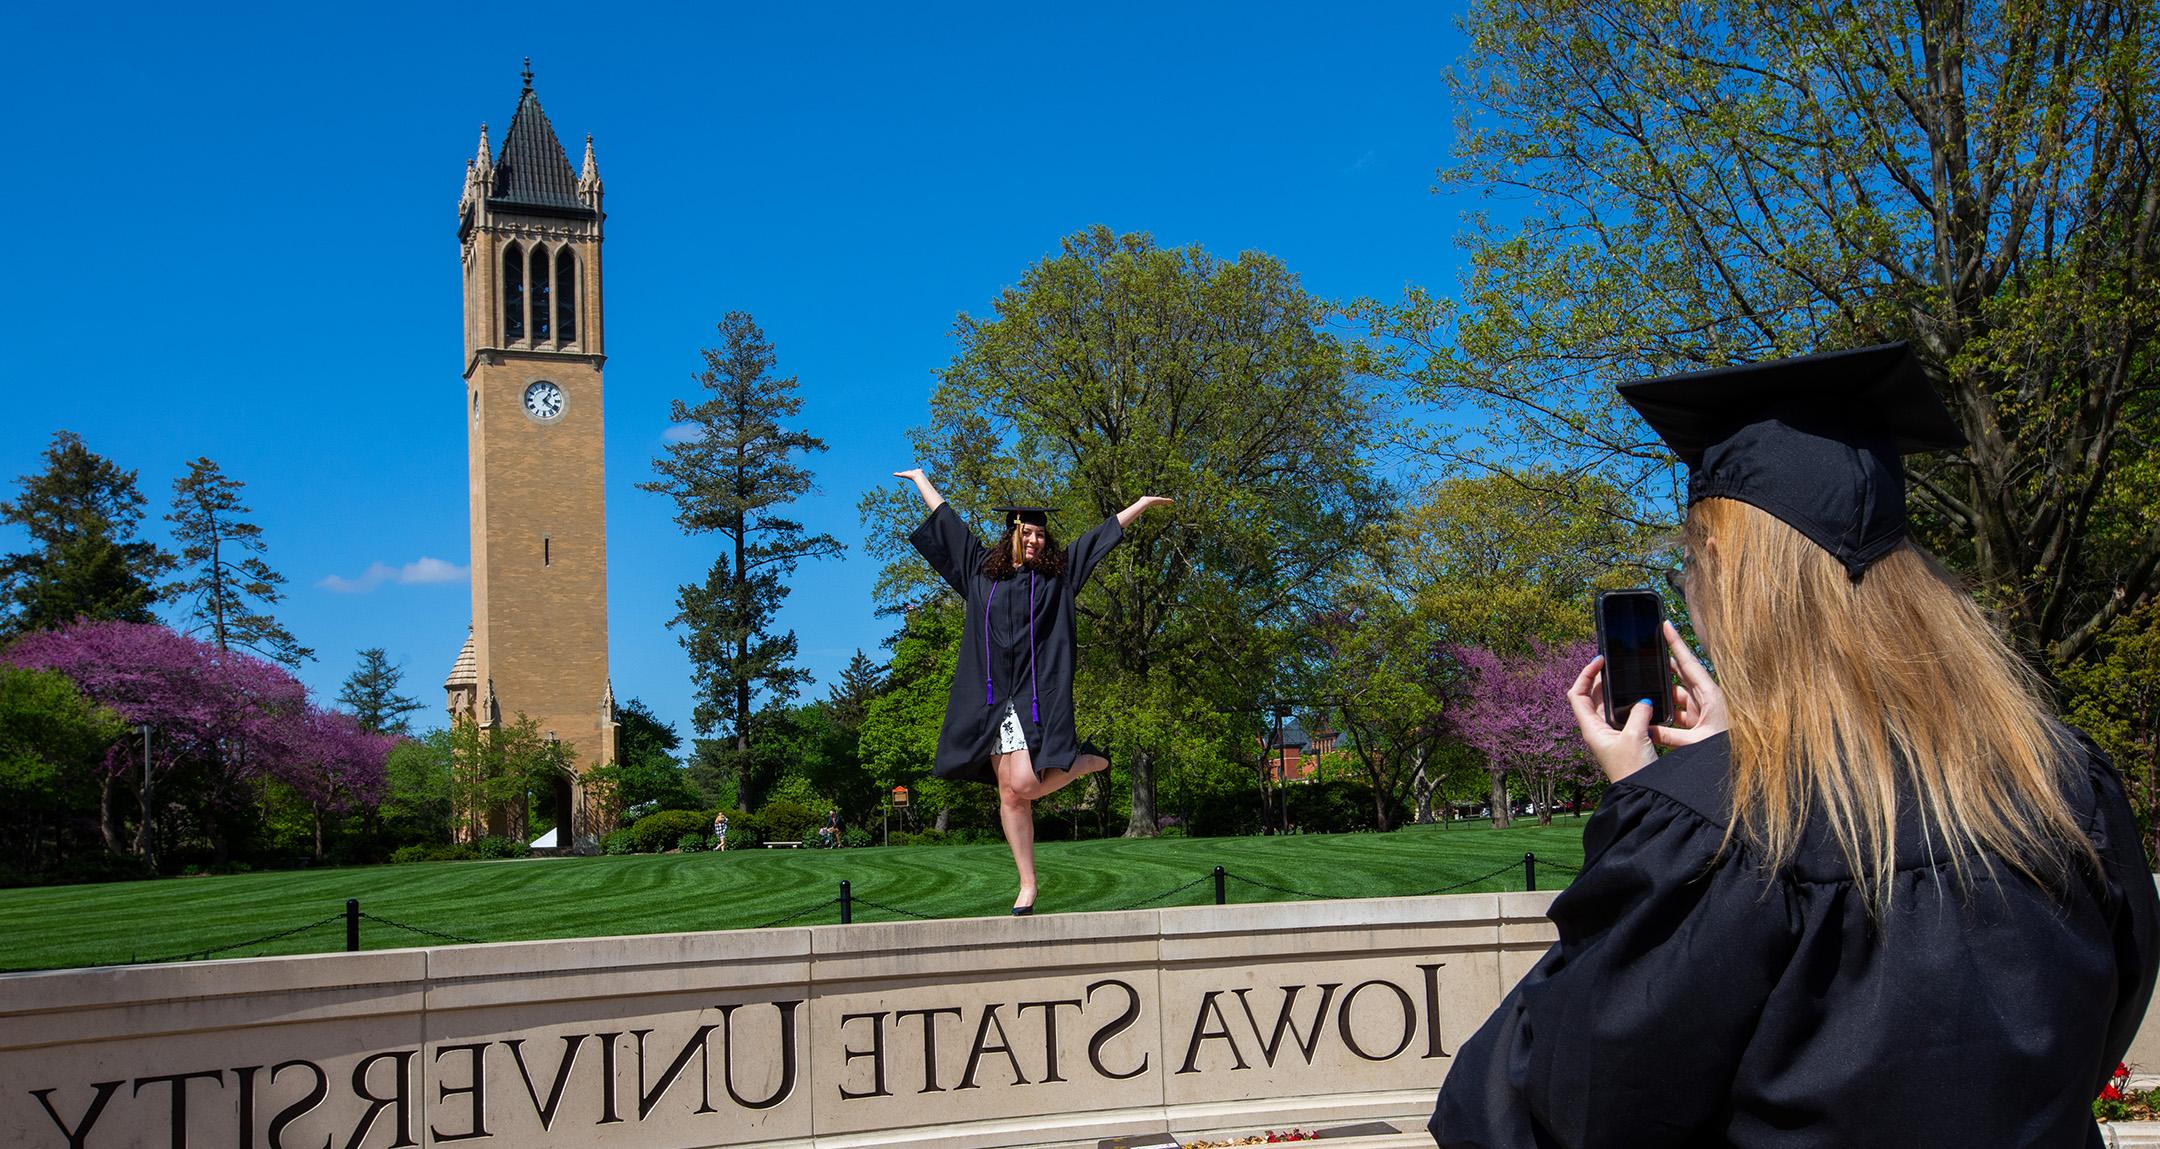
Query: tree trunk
[[934, 805, 950, 832], [1411, 749, 1434, 825], [99, 775, 126, 855], [314, 809, 325, 861], [1488, 771, 1511, 830], [133, 774, 157, 867], [1124, 747, 1158, 837]]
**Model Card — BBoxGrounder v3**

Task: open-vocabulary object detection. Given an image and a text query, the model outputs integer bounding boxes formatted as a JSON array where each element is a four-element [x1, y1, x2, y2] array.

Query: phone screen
[[1597, 590, 1671, 727]]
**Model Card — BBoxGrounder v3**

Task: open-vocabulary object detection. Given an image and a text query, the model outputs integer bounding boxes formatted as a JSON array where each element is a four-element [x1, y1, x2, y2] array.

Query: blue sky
[[2, 1, 1480, 742]]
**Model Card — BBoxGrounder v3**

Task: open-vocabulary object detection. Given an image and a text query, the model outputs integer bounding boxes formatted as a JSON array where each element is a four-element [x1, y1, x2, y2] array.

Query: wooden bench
[[762, 841, 802, 849]]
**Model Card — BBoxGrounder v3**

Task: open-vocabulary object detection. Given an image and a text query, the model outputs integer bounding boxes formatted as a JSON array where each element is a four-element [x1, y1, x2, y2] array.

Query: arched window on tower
[[530, 246, 553, 344], [556, 248, 578, 344], [502, 243, 525, 344]]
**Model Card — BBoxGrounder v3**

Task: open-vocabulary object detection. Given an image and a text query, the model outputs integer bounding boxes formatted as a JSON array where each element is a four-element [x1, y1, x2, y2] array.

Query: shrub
[[474, 836, 529, 860], [391, 843, 481, 864], [745, 798, 820, 844], [629, 809, 711, 853], [842, 827, 875, 849], [601, 829, 637, 856], [676, 831, 709, 853]]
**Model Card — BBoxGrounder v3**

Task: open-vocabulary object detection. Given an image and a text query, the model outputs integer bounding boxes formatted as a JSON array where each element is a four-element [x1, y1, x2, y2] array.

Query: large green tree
[[0, 432, 171, 635], [1361, 0, 2160, 668], [164, 457, 311, 667], [642, 312, 843, 755], [863, 227, 1391, 835]]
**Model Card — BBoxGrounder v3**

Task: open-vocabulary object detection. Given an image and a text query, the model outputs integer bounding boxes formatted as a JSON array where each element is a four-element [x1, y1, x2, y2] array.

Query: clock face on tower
[[523, 380, 566, 422]]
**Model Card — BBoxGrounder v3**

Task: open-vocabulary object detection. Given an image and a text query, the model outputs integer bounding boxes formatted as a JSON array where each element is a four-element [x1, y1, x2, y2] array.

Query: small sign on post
[[891, 786, 910, 808]]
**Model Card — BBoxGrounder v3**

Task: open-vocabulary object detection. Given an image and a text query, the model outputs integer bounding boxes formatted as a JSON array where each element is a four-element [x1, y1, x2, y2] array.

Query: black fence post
[[1524, 853, 1537, 892], [345, 899, 360, 952], [1213, 865, 1226, 906], [839, 880, 852, 925]]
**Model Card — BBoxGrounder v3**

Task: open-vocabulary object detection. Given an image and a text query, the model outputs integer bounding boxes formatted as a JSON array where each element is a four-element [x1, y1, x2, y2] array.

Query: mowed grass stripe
[[0, 820, 1591, 972]]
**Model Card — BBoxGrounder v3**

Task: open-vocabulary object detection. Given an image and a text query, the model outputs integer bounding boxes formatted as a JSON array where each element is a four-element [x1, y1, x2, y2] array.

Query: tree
[[640, 312, 843, 749], [446, 713, 567, 843], [862, 227, 1392, 836], [337, 648, 424, 735], [276, 707, 395, 860], [0, 666, 126, 874], [827, 649, 883, 729], [1359, 0, 2160, 668], [1300, 595, 1460, 832], [0, 431, 171, 636], [164, 457, 312, 666], [2060, 601, 2160, 866], [1384, 471, 1656, 653], [4, 620, 338, 868], [1453, 643, 1598, 827], [859, 600, 973, 831], [381, 730, 456, 845], [587, 698, 701, 814]]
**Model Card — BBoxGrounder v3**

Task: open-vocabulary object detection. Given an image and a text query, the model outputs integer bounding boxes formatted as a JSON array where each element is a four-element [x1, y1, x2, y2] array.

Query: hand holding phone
[[1595, 590, 1672, 727]]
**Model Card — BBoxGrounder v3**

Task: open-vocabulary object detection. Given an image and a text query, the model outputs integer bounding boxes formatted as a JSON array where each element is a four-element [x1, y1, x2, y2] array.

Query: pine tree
[[0, 431, 172, 636], [164, 457, 312, 666], [640, 312, 843, 748], [337, 648, 424, 735], [826, 649, 884, 729]]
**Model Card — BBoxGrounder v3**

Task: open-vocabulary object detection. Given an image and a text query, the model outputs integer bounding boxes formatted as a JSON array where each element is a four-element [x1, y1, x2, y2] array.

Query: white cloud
[[318, 556, 470, 594], [662, 424, 705, 444]]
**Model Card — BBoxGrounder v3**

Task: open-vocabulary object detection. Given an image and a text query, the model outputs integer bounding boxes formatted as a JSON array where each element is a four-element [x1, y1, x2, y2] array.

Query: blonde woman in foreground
[[1432, 344, 2160, 1149]]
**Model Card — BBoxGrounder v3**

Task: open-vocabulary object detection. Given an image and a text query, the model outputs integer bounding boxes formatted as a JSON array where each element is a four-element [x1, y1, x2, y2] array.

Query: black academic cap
[[992, 505, 1051, 528], [1617, 342, 1967, 578]]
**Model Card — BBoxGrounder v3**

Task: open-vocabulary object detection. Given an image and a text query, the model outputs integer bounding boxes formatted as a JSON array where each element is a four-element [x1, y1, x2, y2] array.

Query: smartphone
[[1595, 589, 1672, 728]]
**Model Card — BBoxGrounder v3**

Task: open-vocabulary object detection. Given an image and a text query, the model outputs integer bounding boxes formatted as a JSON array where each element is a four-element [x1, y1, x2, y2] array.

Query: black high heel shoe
[[1011, 902, 1035, 917]]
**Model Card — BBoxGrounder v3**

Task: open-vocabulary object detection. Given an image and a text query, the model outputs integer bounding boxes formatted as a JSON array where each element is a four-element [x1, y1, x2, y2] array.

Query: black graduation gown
[[909, 503, 1124, 785], [1431, 730, 2160, 1148]]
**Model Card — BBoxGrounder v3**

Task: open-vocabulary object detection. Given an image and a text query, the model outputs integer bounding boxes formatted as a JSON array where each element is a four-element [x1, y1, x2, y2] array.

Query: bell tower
[[448, 61, 616, 849]]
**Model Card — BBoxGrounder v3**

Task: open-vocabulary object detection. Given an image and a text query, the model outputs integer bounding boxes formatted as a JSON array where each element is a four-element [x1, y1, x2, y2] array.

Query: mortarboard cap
[[1617, 342, 1967, 578], [992, 505, 1051, 529]]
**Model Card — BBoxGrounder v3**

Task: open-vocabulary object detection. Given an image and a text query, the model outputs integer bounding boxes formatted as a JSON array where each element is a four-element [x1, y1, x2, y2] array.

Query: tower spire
[[521, 57, 534, 92], [581, 134, 599, 182]]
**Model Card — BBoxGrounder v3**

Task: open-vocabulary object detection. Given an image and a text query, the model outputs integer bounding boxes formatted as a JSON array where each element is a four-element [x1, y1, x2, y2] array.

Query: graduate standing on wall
[[894, 468, 1172, 915]]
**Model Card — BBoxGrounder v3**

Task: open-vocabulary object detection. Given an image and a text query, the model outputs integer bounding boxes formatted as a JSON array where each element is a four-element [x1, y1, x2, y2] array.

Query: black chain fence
[[1110, 874, 1216, 912], [358, 912, 483, 946], [44, 851, 1579, 972]]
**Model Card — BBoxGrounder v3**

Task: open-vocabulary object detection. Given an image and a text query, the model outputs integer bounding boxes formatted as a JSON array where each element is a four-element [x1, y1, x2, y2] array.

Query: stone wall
[[6, 887, 2156, 1148]]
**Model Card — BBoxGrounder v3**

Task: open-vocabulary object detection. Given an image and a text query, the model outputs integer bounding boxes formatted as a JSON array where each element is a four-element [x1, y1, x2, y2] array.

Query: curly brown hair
[[979, 525, 1066, 580]]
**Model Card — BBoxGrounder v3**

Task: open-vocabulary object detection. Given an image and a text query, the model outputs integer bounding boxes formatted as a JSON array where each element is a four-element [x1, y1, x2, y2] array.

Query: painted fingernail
[[1638, 698, 1653, 707]]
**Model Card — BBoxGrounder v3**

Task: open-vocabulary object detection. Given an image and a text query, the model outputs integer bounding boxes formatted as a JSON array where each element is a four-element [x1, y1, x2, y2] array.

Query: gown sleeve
[[1063, 516, 1126, 590], [2075, 730, 2160, 1084], [1431, 780, 1796, 1148], [909, 504, 986, 597]]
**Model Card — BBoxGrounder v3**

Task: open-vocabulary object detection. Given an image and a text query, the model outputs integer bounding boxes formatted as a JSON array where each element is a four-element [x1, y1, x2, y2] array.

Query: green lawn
[[0, 819, 1592, 973]]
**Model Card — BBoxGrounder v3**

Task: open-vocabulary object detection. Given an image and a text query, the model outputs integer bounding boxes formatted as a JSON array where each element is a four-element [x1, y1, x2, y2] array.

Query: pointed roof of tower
[[489, 60, 592, 216], [445, 632, 478, 690]]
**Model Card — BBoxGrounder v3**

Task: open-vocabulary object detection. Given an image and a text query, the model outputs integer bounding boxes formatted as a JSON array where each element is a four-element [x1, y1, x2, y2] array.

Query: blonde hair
[[1683, 497, 2094, 910]]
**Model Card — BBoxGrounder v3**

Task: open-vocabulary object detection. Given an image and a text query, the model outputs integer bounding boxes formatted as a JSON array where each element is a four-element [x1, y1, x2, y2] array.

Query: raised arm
[[895, 468, 945, 514], [1115, 495, 1173, 529]]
